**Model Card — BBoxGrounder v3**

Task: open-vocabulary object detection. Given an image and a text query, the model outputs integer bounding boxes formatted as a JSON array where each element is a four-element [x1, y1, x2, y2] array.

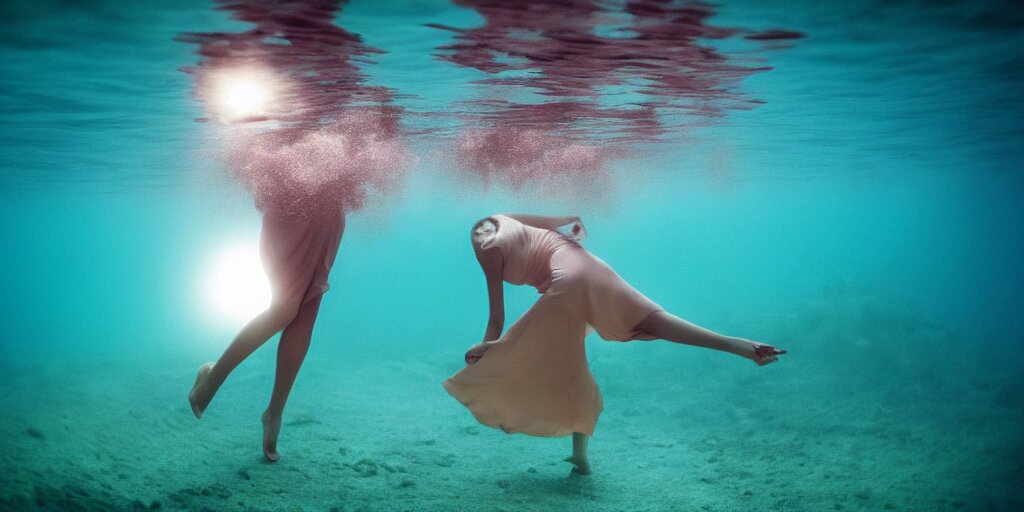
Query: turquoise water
[[1, 0, 1022, 511]]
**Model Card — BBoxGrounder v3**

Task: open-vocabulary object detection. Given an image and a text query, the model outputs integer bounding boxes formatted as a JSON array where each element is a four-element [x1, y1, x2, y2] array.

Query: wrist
[[728, 337, 752, 357]]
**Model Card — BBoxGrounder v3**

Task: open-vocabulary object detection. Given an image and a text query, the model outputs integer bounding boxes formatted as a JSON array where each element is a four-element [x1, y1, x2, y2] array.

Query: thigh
[[260, 213, 319, 305]]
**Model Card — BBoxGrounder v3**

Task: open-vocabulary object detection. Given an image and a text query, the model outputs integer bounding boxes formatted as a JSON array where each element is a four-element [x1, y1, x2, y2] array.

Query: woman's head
[[472, 218, 498, 247]]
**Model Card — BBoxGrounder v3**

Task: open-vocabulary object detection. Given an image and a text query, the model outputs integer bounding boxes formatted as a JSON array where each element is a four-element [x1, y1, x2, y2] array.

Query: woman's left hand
[[569, 220, 587, 242], [464, 342, 493, 365], [556, 218, 587, 243]]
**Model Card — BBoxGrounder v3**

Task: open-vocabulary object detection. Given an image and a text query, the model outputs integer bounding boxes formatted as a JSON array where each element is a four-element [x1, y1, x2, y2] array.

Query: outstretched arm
[[501, 213, 580, 232], [474, 242, 505, 342]]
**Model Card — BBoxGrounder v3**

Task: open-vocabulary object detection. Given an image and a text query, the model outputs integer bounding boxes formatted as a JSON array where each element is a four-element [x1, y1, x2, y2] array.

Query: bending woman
[[443, 214, 785, 475], [189, 205, 344, 462]]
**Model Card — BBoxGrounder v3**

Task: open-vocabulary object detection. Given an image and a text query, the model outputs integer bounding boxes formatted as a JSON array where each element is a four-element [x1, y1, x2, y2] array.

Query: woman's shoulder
[[472, 214, 521, 230]]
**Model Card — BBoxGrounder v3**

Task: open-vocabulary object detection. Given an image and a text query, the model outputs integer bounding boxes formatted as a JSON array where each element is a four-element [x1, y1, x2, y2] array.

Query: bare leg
[[636, 311, 784, 365], [262, 295, 323, 462], [189, 301, 301, 418], [565, 432, 591, 475]]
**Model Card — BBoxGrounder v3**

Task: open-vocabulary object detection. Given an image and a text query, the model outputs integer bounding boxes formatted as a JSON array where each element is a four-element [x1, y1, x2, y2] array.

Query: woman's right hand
[[464, 342, 493, 365]]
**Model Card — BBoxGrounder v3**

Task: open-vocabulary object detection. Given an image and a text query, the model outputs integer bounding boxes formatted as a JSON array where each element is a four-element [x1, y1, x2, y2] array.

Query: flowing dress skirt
[[444, 245, 662, 437]]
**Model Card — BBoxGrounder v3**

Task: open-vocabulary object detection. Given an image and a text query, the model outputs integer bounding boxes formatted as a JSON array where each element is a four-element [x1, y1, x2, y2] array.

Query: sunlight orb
[[202, 241, 271, 325], [220, 80, 269, 117], [209, 67, 278, 121]]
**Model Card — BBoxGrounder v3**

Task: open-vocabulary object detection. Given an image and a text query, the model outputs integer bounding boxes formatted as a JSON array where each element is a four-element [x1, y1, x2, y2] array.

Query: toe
[[264, 449, 279, 462]]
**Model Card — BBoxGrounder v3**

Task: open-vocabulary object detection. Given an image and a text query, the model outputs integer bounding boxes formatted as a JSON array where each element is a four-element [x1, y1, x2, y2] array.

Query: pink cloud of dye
[[431, 0, 802, 190], [179, 0, 409, 215], [226, 110, 410, 214], [178, 0, 803, 205], [455, 127, 610, 188]]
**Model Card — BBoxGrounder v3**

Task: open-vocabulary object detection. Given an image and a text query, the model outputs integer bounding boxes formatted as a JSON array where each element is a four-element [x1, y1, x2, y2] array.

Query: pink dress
[[443, 215, 663, 437], [259, 206, 345, 308]]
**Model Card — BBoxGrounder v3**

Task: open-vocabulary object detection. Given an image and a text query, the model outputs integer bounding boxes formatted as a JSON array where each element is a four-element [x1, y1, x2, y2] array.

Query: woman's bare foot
[[188, 363, 215, 418], [750, 342, 787, 366], [564, 455, 591, 475], [262, 410, 282, 462]]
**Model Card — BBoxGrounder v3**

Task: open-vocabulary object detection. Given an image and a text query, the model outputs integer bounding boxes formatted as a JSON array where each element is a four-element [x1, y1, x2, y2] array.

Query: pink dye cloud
[[179, 0, 801, 204], [180, 0, 409, 215], [431, 0, 802, 188], [226, 110, 410, 214], [455, 127, 610, 188]]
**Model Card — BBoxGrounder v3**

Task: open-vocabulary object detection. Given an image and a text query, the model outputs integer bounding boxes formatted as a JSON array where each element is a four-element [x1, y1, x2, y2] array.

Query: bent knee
[[265, 299, 303, 329]]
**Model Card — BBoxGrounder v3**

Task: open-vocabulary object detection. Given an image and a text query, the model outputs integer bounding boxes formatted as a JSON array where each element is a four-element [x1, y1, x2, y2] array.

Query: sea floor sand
[[1, 296, 1021, 511]]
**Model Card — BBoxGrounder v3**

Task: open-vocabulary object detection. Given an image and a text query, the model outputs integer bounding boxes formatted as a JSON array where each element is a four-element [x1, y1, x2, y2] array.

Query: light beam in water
[[202, 240, 271, 325], [209, 67, 278, 122]]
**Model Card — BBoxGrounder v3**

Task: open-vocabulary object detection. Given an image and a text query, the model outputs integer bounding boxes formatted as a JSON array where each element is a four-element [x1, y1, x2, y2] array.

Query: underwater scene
[[0, 0, 1022, 510]]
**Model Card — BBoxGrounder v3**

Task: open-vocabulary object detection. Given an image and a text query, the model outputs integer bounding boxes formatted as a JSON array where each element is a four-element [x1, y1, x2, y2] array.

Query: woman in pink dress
[[188, 197, 344, 462], [183, 107, 406, 463], [444, 214, 786, 474], [179, 0, 409, 462]]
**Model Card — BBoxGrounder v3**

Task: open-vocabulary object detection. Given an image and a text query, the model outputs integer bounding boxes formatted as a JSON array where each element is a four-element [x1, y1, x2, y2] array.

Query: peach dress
[[260, 206, 345, 308], [443, 215, 663, 437]]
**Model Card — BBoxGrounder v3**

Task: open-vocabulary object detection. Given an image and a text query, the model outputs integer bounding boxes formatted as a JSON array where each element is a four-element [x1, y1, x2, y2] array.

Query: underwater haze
[[1, 0, 1022, 510]]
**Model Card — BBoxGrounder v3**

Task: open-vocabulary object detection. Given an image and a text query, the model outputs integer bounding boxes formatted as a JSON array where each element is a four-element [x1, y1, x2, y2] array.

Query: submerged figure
[[179, 0, 410, 463], [189, 204, 344, 462], [444, 214, 785, 475]]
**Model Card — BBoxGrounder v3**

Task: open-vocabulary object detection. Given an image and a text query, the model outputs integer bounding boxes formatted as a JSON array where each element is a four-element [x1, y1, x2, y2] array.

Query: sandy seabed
[[1, 290, 1021, 512]]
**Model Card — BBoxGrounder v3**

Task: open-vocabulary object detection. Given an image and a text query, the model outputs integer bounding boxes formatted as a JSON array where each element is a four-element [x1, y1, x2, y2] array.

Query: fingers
[[752, 343, 787, 360], [464, 342, 494, 365], [750, 342, 786, 365]]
